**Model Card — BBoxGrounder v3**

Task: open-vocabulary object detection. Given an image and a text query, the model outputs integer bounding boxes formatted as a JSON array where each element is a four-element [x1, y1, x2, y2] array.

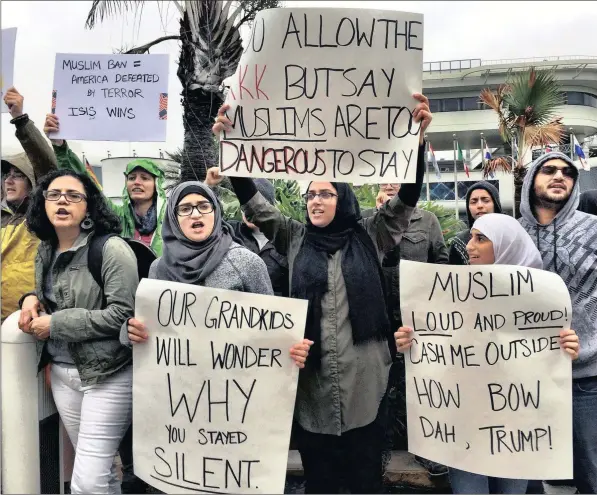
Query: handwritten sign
[[219, 8, 424, 184], [400, 261, 573, 480], [51, 53, 169, 142], [132, 279, 308, 494], [2, 28, 17, 113]]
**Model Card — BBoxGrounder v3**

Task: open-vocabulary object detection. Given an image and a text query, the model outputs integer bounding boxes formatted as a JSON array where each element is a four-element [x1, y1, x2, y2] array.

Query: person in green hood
[[43, 113, 166, 256]]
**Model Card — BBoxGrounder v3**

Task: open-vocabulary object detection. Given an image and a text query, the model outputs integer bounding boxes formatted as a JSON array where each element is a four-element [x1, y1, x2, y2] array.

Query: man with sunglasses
[[519, 152, 597, 494], [2, 87, 58, 322]]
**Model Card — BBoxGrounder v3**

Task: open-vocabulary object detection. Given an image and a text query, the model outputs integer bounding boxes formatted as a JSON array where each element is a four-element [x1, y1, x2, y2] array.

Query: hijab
[[156, 182, 234, 284], [471, 213, 543, 269], [291, 182, 390, 367]]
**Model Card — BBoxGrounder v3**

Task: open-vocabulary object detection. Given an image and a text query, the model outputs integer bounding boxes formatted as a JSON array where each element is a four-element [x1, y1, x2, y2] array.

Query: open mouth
[[311, 209, 324, 216], [55, 208, 70, 218], [191, 221, 204, 229], [5, 188, 16, 193], [131, 188, 144, 193], [549, 184, 566, 191]]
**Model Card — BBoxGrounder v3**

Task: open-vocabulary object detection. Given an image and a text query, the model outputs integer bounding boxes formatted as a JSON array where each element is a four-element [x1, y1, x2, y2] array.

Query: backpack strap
[[88, 233, 118, 289]]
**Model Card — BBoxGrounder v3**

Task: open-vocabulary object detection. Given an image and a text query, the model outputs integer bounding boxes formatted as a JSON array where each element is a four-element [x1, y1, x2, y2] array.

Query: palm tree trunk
[[179, 88, 222, 183], [513, 166, 527, 219]]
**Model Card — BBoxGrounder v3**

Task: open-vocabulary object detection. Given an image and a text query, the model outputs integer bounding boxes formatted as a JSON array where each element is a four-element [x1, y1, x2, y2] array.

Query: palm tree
[[85, 0, 279, 182], [479, 68, 565, 217]]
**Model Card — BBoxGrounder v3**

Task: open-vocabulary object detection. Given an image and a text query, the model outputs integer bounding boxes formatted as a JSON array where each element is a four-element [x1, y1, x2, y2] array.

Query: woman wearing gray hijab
[[122, 182, 312, 367]]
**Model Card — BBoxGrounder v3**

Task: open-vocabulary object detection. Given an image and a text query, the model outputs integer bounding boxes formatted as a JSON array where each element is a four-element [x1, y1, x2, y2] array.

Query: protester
[[124, 181, 311, 362], [449, 182, 502, 265], [18, 169, 138, 494], [363, 185, 449, 476], [2, 87, 58, 322], [578, 189, 597, 215], [204, 172, 289, 297], [396, 212, 579, 494], [211, 94, 431, 493], [519, 152, 597, 494], [44, 114, 166, 255]]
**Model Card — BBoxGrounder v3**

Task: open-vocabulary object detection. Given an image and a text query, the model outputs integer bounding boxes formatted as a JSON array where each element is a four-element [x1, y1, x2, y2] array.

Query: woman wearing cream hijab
[[395, 213, 579, 493]]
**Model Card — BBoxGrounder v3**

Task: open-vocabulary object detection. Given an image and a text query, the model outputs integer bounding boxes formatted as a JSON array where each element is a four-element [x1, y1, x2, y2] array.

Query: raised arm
[[4, 88, 57, 179]]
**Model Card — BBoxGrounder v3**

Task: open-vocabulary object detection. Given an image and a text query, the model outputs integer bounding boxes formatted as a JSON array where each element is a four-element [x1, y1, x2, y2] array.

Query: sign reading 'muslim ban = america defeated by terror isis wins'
[[132, 279, 308, 494], [51, 53, 169, 142], [400, 261, 573, 480], [219, 8, 424, 184]]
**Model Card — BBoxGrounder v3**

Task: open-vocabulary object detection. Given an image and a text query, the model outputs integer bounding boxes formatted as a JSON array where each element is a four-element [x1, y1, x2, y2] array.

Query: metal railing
[[423, 56, 597, 73]]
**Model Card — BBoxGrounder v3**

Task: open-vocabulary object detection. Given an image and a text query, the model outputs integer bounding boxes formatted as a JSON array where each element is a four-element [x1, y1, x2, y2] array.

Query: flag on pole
[[572, 134, 590, 171], [484, 140, 495, 178], [457, 142, 470, 178], [428, 142, 441, 180], [84, 157, 102, 190]]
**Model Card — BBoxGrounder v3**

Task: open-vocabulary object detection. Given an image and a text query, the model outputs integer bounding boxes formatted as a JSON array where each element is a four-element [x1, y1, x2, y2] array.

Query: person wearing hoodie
[[519, 152, 597, 494], [43, 114, 167, 255], [2, 87, 58, 322], [204, 172, 289, 297], [448, 182, 502, 265]]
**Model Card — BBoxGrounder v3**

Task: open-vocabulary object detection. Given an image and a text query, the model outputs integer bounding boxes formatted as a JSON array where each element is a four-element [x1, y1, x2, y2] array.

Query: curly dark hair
[[27, 169, 121, 242]]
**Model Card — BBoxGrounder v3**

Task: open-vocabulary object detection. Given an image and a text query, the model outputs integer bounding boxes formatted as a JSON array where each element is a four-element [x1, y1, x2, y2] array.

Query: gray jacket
[[363, 206, 448, 327], [243, 192, 414, 435], [120, 242, 273, 346], [34, 234, 139, 386], [519, 152, 597, 380]]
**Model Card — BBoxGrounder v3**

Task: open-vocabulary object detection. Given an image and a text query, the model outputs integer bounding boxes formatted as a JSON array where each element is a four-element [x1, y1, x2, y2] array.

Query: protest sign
[[400, 261, 573, 480], [2, 28, 17, 113], [132, 279, 308, 494], [218, 8, 424, 184], [51, 53, 169, 141]]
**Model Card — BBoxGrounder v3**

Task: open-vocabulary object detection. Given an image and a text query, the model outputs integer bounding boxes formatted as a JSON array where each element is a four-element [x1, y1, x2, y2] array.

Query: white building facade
[[422, 56, 597, 216]]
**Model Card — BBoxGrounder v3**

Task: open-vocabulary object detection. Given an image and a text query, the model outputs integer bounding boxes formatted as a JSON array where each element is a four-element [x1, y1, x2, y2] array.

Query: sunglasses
[[539, 165, 578, 179]]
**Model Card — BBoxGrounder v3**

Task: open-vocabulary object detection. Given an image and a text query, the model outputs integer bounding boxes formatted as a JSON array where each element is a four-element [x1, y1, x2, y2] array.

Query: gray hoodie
[[519, 152, 597, 379]]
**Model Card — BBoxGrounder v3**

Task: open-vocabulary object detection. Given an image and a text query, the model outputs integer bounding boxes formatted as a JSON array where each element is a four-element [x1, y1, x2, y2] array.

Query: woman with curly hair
[[18, 169, 138, 494]]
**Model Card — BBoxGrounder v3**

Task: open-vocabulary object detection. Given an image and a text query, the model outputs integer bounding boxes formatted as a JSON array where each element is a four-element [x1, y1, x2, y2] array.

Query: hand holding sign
[[3, 86, 23, 119]]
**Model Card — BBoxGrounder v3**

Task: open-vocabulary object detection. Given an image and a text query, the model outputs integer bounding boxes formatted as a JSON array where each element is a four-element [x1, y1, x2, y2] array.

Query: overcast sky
[[2, 0, 595, 163]]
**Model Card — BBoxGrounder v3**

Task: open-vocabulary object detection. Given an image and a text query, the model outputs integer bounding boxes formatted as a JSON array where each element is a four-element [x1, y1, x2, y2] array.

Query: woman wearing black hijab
[[212, 95, 432, 493]]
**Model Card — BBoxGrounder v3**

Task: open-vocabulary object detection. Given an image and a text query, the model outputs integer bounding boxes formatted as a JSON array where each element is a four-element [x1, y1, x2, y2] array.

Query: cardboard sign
[[400, 261, 573, 480], [133, 279, 308, 494], [51, 53, 169, 141], [219, 8, 424, 183], [2, 28, 17, 113]]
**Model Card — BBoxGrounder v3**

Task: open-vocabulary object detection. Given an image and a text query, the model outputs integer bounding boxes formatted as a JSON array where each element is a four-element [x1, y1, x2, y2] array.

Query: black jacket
[[448, 181, 502, 265], [229, 220, 289, 297]]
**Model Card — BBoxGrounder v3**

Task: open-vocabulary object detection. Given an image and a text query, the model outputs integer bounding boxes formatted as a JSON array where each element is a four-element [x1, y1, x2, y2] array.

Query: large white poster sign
[[219, 8, 424, 184], [51, 53, 169, 141], [133, 279, 308, 494], [400, 261, 573, 479], [2, 28, 17, 113]]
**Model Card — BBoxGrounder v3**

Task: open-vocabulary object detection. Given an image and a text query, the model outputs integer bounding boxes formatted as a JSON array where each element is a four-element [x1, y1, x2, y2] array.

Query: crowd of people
[[1, 85, 595, 495]]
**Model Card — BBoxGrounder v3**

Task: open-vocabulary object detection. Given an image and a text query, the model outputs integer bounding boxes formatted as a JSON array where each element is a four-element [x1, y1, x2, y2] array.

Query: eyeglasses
[[539, 165, 578, 179], [175, 202, 214, 216], [2, 171, 27, 181], [302, 191, 338, 202], [43, 190, 87, 203]]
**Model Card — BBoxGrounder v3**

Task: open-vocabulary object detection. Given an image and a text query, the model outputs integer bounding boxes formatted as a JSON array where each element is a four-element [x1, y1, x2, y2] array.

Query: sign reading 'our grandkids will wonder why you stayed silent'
[[132, 279, 308, 494], [400, 261, 573, 480], [218, 8, 424, 184], [51, 53, 169, 142]]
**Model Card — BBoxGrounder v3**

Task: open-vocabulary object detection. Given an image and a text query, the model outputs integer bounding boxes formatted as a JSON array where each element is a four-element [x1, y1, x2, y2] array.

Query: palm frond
[[482, 157, 513, 178], [524, 118, 565, 147], [85, 0, 146, 29]]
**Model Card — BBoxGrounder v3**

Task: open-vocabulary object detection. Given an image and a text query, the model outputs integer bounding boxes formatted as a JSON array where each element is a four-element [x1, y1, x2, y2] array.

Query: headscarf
[[156, 182, 234, 284], [291, 182, 390, 366], [471, 213, 543, 269]]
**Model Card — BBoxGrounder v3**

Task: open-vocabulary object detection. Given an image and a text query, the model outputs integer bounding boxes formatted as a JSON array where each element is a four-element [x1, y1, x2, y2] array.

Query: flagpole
[[480, 133, 485, 171], [569, 128, 574, 160], [424, 135, 430, 202], [511, 136, 517, 218], [453, 134, 459, 220]]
